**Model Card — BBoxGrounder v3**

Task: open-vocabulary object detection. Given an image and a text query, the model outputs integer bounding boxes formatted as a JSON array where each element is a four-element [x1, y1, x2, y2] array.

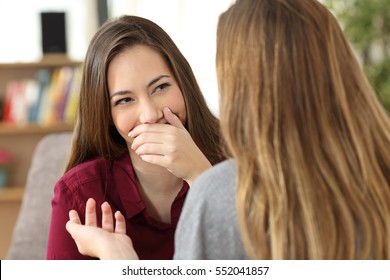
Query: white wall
[[0, 0, 234, 115], [0, 0, 98, 62]]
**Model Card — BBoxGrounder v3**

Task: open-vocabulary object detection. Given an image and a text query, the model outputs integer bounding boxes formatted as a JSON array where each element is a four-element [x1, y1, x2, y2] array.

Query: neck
[[129, 150, 183, 224], [130, 150, 182, 192]]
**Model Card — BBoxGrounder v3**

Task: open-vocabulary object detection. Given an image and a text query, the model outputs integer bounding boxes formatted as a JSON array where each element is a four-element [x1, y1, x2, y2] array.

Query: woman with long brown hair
[[65, 0, 390, 260], [46, 15, 225, 260]]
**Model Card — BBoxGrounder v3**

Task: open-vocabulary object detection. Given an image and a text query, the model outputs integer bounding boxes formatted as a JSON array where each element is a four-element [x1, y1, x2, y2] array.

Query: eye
[[153, 83, 171, 94], [114, 97, 134, 106]]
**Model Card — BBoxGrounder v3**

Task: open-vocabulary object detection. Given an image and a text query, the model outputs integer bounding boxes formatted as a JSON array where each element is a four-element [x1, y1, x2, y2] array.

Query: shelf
[[0, 54, 82, 69], [0, 123, 74, 136], [0, 186, 24, 202], [0, 55, 80, 260]]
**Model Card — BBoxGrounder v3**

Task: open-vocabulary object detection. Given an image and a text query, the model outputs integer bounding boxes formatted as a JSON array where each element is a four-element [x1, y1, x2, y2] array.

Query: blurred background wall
[[0, 0, 235, 115], [0, 0, 388, 114]]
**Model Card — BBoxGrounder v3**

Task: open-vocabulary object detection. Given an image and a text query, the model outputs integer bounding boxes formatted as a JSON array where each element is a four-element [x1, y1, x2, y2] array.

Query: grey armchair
[[6, 132, 72, 259]]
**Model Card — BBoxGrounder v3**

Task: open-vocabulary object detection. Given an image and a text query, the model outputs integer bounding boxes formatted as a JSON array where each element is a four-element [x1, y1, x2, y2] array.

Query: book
[[29, 69, 51, 123], [64, 65, 82, 124]]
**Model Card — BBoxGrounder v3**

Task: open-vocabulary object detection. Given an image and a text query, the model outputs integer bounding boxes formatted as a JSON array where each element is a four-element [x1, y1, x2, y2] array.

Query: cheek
[[166, 89, 187, 123], [111, 109, 137, 138]]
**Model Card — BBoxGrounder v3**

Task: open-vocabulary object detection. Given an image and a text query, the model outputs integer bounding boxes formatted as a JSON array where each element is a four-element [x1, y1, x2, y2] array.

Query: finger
[[66, 210, 82, 240], [68, 209, 81, 224], [163, 107, 184, 129], [131, 132, 165, 151], [129, 123, 173, 139], [138, 154, 169, 169], [65, 222, 94, 257], [65, 220, 78, 237], [85, 198, 97, 226], [128, 108, 185, 138], [114, 211, 127, 234], [101, 201, 114, 232], [134, 142, 172, 157], [128, 124, 148, 138]]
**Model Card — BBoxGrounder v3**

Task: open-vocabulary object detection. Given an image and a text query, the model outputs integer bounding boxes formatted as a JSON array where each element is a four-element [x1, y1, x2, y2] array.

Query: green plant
[[323, 0, 390, 113]]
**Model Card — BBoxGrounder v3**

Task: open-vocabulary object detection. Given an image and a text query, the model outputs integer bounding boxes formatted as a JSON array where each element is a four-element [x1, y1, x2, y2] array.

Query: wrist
[[187, 160, 212, 187]]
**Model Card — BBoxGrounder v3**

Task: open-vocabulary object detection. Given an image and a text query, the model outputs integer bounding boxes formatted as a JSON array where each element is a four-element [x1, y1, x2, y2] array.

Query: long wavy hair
[[217, 0, 390, 259], [66, 15, 225, 171]]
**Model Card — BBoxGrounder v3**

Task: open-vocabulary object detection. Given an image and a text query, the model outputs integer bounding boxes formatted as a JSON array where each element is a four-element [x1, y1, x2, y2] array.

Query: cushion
[[6, 132, 72, 259]]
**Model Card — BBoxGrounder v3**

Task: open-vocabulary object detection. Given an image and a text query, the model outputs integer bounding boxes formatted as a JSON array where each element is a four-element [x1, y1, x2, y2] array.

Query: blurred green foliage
[[323, 0, 390, 112]]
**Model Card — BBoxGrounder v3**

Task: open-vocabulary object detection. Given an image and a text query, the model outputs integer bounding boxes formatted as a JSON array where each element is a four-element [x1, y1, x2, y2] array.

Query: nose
[[139, 97, 163, 124]]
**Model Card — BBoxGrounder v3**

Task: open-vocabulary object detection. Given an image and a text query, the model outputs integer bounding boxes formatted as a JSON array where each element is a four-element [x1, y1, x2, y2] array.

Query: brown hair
[[66, 15, 225, 171], [217, 0, 390, 259]]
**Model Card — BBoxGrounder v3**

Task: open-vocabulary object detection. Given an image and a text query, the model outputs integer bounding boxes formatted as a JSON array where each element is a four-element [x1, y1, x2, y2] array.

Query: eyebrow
[[110, 74, 171, 100]]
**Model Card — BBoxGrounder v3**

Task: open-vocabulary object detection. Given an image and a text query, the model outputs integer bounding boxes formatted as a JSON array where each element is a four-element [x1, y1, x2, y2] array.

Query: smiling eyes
[[114, 97, 134, 106], [113, 83, 171, 106], [154, 82, 170, 93]]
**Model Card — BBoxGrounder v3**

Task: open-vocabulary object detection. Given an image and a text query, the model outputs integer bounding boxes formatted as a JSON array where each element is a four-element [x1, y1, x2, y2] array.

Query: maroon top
[[46, 153, 189, 260]]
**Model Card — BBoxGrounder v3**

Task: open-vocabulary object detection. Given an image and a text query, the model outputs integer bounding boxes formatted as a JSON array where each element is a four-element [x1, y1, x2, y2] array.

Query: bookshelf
[[0, 123, 74, 190], [0, 55, 80, 190], [0, 55, 80, 259], [0, 186, 24, 202]]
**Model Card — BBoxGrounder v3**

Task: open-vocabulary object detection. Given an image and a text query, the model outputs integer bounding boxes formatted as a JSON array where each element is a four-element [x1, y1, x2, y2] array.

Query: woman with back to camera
[[66, 0, 390, 259], [175, 0, 390, 259], [46, 15, 225, 260]]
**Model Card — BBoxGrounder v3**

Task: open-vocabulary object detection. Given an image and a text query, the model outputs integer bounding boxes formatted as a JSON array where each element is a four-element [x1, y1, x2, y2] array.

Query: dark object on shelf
[[41, 12, 67, 54]]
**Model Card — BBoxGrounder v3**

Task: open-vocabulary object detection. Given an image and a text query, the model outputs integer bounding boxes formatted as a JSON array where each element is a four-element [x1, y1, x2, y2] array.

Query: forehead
[[109, 45, 170, 73], [107, 45, 176, 93]]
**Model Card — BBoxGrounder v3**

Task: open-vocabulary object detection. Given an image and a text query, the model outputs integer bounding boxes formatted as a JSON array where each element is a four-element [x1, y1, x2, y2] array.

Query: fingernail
[[128, 131, 133, 137]]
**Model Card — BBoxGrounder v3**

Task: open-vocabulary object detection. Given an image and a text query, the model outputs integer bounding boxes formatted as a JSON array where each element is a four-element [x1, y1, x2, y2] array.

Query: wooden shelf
[[0, 55, 82, 69], [0, 186, 24, 202], [0, 123, 74, 136]]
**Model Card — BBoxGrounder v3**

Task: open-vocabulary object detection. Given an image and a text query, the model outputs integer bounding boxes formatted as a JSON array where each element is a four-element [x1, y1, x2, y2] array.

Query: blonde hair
[[217, 0, 390, 259]]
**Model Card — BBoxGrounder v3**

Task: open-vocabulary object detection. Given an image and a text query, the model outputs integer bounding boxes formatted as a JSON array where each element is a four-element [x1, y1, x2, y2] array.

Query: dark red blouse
[[46, 153, 189, 260]]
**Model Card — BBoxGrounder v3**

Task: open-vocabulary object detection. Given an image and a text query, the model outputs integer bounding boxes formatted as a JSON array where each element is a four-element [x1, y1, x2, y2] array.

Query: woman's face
[[108, 45, 186, 145]]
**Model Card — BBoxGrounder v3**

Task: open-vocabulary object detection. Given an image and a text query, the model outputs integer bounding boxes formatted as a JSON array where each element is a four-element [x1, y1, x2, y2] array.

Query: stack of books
[[1, 65, 82, 126]]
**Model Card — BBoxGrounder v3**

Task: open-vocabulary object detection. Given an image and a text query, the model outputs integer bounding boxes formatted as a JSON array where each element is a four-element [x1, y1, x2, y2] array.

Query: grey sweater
[[174, 160, 249, 259]]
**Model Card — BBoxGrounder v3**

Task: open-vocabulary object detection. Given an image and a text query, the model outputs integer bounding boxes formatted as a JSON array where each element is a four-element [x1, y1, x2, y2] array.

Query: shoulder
[[56, 153, 132, 192], [201, 159, 236, 180], [60, 157, 108, 183], [182, 159, 237, 221], [175, 159, 249, 259], [190, 159, 236, 199], [56, 156, 118, 194]]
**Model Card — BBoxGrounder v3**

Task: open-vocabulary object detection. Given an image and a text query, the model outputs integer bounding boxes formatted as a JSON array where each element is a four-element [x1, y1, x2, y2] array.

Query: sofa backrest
[[6, 132, 72, 259]]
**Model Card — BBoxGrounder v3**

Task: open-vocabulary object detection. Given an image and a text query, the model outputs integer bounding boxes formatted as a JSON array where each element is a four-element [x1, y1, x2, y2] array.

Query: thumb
[[66, 219, 82, 237], [163, 107, 184, 129], [68, 209, 81, 224]]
